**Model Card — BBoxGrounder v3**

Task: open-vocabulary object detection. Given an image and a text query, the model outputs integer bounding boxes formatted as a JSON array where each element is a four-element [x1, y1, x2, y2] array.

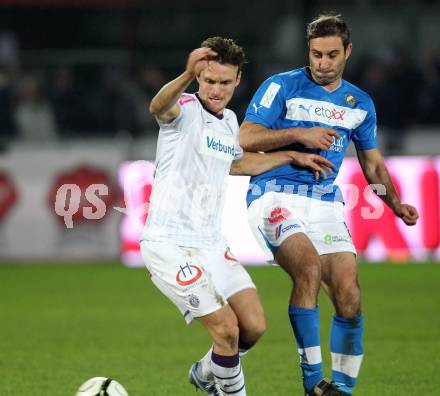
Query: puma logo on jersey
[[252, 103, 263, 113], [298, 104, 312, 114]]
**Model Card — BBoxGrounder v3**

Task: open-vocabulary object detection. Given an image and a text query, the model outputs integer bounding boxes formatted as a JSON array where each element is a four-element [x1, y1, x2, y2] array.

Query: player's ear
[[235, 71, 242, 87], [345, 43, 353, 60]]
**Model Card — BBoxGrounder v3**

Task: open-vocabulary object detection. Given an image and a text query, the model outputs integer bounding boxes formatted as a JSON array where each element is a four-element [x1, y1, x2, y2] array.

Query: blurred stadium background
[[0, 1, 439, 395]]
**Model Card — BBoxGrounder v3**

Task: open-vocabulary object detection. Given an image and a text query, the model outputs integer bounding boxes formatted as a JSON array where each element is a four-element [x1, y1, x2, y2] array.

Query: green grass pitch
[[1, 262, 439, 395]]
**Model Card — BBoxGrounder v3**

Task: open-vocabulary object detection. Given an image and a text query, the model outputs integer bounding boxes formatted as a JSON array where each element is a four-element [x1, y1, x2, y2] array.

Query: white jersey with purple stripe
[[141, 93, 243, 247], [244, 67, 377, 205]]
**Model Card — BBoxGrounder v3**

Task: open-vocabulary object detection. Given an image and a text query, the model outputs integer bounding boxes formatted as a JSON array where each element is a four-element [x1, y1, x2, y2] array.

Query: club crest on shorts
[[176, 263, 203, 286], [188, 294, 200, 308], [268, 207, 291, 224]]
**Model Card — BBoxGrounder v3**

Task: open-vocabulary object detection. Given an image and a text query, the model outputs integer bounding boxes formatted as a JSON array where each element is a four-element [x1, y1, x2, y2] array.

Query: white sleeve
[[156, 93, 198, 133], [230, 111, 243, 160], [234, 137, 243, 160]]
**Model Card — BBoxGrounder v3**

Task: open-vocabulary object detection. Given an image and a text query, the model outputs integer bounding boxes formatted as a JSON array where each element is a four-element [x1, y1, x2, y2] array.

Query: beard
[[310, 60, 346, 86], [312, 69, 341, 85]]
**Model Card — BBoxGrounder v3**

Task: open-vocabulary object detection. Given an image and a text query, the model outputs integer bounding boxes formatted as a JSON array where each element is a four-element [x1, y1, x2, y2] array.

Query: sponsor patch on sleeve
[[178, 94, 196, 106], [259, 82, 281, 109]]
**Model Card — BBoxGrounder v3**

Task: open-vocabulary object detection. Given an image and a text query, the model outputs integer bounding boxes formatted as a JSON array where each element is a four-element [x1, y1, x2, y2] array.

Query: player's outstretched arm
[[230, 151, 334, 178], [239, 121, 340, 152], [357, 148, 419, 226], [149, 47, 217, 123]]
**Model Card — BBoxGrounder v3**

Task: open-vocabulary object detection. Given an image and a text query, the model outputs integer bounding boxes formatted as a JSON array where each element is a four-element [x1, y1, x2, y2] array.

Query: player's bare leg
[[228, 288, 266, 354], [276, 233, 321, 308], [321, 252, 363, 394]]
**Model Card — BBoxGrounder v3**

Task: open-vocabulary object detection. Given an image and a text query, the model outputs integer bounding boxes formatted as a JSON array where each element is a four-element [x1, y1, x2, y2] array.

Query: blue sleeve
[[352, 98, 378, 151], [244, 75, 285, 128]]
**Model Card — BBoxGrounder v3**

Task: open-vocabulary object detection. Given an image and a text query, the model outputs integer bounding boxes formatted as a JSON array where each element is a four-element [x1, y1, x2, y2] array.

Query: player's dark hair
[[307, 13, 351, 50], [201, 37, 246, 72]]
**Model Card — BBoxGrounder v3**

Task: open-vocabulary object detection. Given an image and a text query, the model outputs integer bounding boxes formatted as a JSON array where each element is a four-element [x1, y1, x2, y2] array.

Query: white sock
[[198, 346, 214, 380], [211, 352, 246, 395], [239, 348, 249, 358]]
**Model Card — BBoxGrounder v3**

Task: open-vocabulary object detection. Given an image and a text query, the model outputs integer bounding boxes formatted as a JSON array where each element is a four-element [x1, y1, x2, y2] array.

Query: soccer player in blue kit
[[239, 13, 419, 396]]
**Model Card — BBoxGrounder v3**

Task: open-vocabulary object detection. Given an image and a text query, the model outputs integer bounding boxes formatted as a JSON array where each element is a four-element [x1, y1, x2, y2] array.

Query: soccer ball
[[76, 377, 129, 396]]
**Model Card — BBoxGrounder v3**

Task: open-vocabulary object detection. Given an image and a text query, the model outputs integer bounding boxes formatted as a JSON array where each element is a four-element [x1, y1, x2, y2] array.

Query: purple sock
[[211, 351, 239, 368]]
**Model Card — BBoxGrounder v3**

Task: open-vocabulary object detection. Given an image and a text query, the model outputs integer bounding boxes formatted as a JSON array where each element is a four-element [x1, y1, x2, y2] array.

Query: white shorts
[[140, 240, 256, 324], [248, 192, 356, 261]]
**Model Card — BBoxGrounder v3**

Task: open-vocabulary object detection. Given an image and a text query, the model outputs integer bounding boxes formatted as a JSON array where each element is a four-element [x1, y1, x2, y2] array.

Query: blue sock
[[288, 305, 323, 391], [330, 314, 364, 394]]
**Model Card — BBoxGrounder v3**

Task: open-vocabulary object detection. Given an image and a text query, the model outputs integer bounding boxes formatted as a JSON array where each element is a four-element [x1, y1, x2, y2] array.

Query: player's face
[[308, 36, 352, 88], [197, 61, 241, 114]]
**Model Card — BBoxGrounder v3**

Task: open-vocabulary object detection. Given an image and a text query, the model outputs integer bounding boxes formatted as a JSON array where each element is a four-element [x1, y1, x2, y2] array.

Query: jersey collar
[[195, 93, 224, 120]]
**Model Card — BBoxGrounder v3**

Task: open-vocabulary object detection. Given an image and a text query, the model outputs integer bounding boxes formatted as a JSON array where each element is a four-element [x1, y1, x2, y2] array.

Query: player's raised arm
[[357, 148, 419, 225], [239, 121, 341, 152], [149, 47, 218, 123], [230, 151, 334, 179]]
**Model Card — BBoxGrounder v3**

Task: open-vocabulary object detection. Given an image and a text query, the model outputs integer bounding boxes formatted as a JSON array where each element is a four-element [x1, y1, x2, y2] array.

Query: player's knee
[[335, 286, 361, 318], [250, 320, 266, 343], [242, 314, 266, 344], [254, 314, 267, 339], [338, 305, 361, 319], [305, 257, 321, 279]]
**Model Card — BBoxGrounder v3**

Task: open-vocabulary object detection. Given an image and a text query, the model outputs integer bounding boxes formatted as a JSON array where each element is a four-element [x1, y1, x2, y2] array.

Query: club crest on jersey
[[345, 93, 356, 106], [268, 207, 291, 224], [176, 263, 203, 286]]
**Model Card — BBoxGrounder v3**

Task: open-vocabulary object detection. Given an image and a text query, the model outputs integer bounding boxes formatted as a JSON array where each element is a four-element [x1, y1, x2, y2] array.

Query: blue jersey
[[244, 67, 377, 206]]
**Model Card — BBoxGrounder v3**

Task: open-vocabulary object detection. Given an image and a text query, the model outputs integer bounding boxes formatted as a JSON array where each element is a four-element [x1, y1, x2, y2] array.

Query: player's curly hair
[[201, 37, 246, 72], [307, 13, 351, 50]]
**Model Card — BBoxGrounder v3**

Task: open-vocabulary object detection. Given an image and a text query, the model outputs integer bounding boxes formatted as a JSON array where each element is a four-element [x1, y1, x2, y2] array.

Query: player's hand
[[295, 127, 341, 150], [185, 47, 218, 77], [395, 203, 419, 226], [288, 152, 335, 179]]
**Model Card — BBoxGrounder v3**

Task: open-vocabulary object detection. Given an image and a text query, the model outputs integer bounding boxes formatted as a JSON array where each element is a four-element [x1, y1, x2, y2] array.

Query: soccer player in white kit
[[140, 37, 334, 396]]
